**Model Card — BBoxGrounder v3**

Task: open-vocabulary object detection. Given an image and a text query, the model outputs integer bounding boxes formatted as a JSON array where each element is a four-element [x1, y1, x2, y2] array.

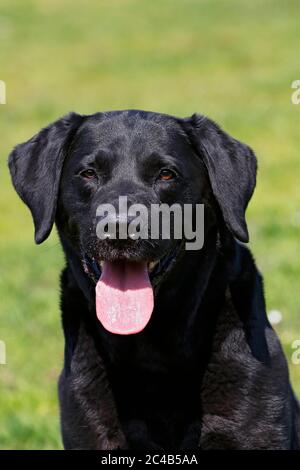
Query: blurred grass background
[[0, 0, 300, 449]]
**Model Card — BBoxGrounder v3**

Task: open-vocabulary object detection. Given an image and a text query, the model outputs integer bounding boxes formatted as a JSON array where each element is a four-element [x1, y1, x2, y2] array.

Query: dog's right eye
[[79, 169, 97, 180]]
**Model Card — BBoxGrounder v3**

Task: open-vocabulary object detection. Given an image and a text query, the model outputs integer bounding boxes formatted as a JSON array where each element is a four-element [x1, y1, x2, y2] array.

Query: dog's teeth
[[148, 261, 158, 272]]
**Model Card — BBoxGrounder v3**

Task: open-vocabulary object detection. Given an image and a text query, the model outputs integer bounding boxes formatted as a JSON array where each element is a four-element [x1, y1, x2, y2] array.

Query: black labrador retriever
[[8, 110, 300, 449]]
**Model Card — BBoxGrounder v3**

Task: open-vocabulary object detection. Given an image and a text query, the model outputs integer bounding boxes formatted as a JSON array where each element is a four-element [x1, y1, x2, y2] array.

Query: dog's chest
[[108, 335, 200, 411]]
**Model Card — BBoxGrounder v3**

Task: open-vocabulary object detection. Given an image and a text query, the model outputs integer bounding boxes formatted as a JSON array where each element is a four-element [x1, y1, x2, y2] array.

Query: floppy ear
[[182, 114, 257, 243], [8, 112, 84, 244]]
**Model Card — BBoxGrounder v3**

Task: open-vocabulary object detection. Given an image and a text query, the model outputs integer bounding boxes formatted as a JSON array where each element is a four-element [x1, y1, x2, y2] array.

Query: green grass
[[0, 0, 300, 449]]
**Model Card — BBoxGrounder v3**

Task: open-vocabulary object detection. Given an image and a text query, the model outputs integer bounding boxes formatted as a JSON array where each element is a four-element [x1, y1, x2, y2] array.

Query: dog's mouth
[[82, 243, 182, 335]]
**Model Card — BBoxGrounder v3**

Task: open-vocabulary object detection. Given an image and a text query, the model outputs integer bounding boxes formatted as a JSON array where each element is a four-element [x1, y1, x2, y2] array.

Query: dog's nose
[[110, 214, 136, 239], [98, 213, 146, 240]]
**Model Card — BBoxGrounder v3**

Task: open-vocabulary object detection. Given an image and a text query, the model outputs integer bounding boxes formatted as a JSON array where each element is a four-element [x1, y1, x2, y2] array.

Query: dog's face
[[58, 112, 208, 267], [9, 110, 257, 334]]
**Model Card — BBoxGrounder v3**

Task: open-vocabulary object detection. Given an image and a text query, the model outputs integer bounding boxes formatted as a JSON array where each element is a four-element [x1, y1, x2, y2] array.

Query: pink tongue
[[95, 261, 154, 335]]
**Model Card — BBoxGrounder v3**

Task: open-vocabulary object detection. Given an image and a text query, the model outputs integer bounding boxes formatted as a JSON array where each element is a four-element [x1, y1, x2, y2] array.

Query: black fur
[[8, 110, 300, 449]]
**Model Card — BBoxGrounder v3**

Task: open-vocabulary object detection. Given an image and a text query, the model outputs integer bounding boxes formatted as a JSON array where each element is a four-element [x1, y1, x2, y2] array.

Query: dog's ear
[[8, 112, 84, 244], [182, 114, 257, 242]]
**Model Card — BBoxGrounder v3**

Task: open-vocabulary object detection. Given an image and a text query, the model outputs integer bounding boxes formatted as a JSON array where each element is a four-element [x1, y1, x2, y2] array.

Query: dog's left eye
[[80, 169, 97, 180], [159, 168, 177, 181]]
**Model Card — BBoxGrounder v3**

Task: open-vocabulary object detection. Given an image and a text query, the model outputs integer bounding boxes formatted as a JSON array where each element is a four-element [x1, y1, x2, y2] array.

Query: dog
[[8, 110, 300, 450]]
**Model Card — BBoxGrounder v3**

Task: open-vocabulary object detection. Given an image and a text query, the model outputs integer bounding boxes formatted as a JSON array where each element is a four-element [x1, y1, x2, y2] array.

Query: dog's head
[[8, 110, 256, 334]]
